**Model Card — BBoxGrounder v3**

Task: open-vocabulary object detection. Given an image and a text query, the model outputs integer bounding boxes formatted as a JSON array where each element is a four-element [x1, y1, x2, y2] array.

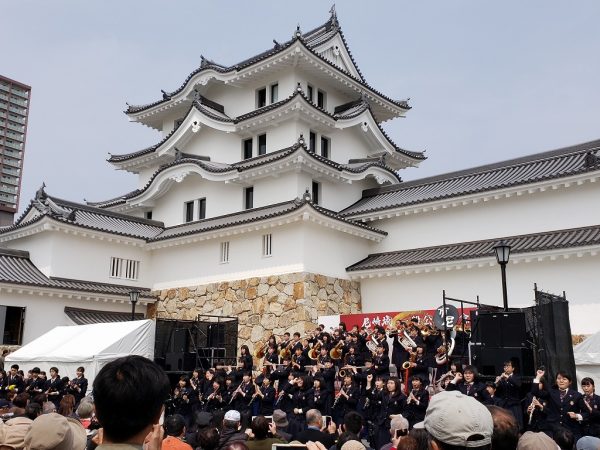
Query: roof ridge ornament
[[584, 151, 600, 168], [161, 90, 171, 100], [273, 39, 281, 49], [293, 24, 303, 40], [297, 134, 306, 147], [302, 188, 312, 203], [329, 4, 339, 28], [35, 182, 47, 202]]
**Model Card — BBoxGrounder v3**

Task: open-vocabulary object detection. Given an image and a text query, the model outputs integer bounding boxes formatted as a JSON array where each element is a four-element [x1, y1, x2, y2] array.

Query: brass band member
[[256, 377, 276, 416], [292, 346, 308, 375], [373, 342, 390, 379], [313, 376, 331, 415], [67, 366, 88, 405], [46, 367, 64, 408], [288, 375, 314, 429], [374, 377, 406, 450], [446, 365, 488, 403], [495, 360, 523, 430], [332, 373, 359, 425], [204, 377, 225, 413], [580, 377, 600, 438], [404, 375, 429, 428]]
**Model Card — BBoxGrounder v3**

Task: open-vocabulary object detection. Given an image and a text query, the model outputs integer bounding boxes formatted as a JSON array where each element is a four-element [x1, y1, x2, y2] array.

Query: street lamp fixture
[[493, 241, 511, 311], [129, 290, 140, 321]]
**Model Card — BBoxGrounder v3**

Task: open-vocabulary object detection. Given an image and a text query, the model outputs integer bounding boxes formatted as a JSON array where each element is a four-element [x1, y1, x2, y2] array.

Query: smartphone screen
[[325, 415, 332, 427], [395, 429, 408, 438]]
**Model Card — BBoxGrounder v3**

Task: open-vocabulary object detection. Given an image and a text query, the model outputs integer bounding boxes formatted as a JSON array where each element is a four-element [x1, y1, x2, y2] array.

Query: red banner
[[340, 308, 475, 331]]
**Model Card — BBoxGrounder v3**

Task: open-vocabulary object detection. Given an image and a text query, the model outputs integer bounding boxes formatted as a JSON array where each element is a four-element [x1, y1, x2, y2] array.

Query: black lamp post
[[129, 290, 140, 321], [493, 241, 511, 311]]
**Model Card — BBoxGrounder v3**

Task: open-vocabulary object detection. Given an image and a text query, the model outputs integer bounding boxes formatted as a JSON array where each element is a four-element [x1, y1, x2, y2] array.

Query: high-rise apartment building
[[0, 75, 31, 225]]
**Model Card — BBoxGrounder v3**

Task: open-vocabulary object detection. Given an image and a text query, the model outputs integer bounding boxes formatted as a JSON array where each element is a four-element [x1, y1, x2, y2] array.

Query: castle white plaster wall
[[184, 127, 246, 163], [207, 69, 297, 118], [150, 223, 304, 289], [5, 232, 55, 277], [151, 174, 241, 226], [373, 182, 600, 253], [0, 291, 145, 345], [358, 254, 600, 335], [301, 222, 375, 279]]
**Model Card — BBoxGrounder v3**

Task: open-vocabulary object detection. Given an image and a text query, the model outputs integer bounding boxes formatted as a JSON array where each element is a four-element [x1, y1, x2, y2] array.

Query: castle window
[[312, 181, 320, 205], [110, 257, 140, 281], [321, 136, 330, 159], [258, 134, 267, 155], [256, 87, 267, 108], [244, 186, 254, 210], [242, 138, 253, 160], [270, 83, 279, 103], [317, 89, 327, 109], [220, 241, 230, 264], [145, 211, 153, 220], [0, 306, 24, 345], [309, 131, 316, 152], [262, 234, 272, 257], [184, 201, 195, 223], [198, 198, 206, 220], [307, 84, 314, 102]]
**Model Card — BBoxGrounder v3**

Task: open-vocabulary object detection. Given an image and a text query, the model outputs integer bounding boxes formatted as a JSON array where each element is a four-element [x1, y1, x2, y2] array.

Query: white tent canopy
[[574, 330, 600, 388], [6, 320, 155, 394]]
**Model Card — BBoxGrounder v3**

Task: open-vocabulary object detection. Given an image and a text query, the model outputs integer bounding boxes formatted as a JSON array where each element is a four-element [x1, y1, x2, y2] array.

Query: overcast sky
[[3, 1, 599, 214]]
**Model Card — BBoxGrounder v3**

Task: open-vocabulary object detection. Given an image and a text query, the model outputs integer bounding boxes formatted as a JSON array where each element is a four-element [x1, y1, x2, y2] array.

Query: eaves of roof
[[346, 224, 600, 273], [111, 91, 423, 166], [340, 139, 600, 217], [149, 197, 386, 244], [0, 248, 154, 300], [124, 20, 408, 117]]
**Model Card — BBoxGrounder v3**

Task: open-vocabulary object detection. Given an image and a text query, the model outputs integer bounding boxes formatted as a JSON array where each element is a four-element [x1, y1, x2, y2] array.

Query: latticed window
[[262, 234, 272, 257], [109, 257, 140, 280]]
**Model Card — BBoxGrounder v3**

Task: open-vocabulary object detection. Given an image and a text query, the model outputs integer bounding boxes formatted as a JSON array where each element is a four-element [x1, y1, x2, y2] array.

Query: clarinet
[[332, 386, 346, 409]]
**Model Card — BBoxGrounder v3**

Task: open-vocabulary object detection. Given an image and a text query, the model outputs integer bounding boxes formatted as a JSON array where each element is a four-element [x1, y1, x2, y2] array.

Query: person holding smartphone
[[378, 415, 409, 450]]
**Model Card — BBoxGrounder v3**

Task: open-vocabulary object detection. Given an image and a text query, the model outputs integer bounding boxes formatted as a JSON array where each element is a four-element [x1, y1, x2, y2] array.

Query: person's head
[[13, 393, 29, 408], [485, 382, 496, 397], [178, 375, 189, 388], [10, 364, 19, 376], [76, 400, 94, 419], [50, 367, 59, 378], [409, 428, 431, 450], [23, 412, 87, 450], [581, 377, 595, 394], [343, 374, 353, 386], [313, 377, 323, 389], [306, 408, 323, 428], [25, 402, 42, 420], [293, 332, 300, 340], [424, 391, 493, 450], [76, 366, 85, 377], [93, 355, 170, 443], [164, 414, 186, 437], [58, 394, 76, 416], [556, 371, 572, 390], [517, 431, 558, 450], [376, 343, 385, 354], [31, 367, 40, 378], [387, 377, 401, 394], [390, 415, 409, 440], [463, 366, 477, 383], [486, 405, 519, 450], [283, 332, 290, 340], [343, 411, 363, 435], [240, 345, 249, 355], [222, 442, 249, 450], [375, 375, 385, 389], [197, 427, 220, 450], [503, 360, 515, 375], [272, 409, 288, 429], [223, 410, 241, 430], [242, 372, 252, 383], [411, 376, 423, 390], [552, 426, 574, 450], [251, 415, 270, 439]]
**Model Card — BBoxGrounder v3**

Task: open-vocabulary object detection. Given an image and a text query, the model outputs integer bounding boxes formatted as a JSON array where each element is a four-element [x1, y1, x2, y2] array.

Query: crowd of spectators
[[0, 355, 599, 449]]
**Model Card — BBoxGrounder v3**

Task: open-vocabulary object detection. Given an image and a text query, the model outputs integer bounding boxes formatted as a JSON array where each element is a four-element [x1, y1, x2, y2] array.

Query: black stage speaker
[[165, 352, 197, 371], [471, 311, 527, 348], [469, 344, 534, 376], [171, 328, 189, 353]]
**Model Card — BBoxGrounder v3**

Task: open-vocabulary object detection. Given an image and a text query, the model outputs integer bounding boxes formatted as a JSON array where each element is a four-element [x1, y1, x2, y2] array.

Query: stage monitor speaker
[[171, 328, 188, 353], [471, 311, 527, 348], [469, 344, 534, 376], [165, 352, 197, 372]]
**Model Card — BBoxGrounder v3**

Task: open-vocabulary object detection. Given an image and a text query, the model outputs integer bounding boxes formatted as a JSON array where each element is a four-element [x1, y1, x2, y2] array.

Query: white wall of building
[[0, 291, 144, 345], [373, 182, 600, 253], [358, 253, 600, 335]]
